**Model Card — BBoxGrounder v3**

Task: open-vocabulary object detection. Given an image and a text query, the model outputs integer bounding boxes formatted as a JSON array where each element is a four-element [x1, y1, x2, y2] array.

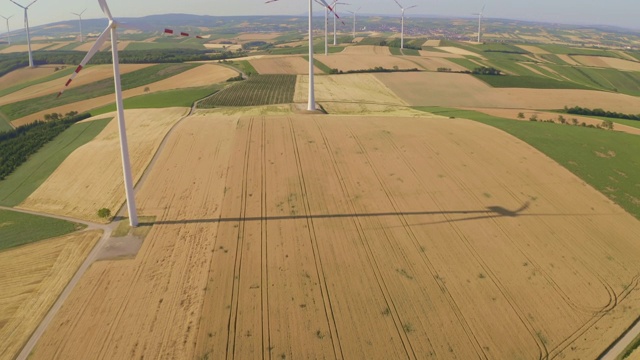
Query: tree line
[[0, 112, 90, 180], [564, 106, 640, 121], [0, 49, 250, 77]]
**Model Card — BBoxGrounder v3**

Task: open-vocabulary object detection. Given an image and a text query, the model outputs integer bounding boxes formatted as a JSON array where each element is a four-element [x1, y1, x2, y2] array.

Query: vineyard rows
[[198, 74, 296, 107]]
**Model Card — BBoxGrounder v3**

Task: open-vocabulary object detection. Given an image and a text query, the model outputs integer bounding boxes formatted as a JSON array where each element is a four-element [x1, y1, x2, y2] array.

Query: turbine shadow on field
[[141, 201, 575, 227]]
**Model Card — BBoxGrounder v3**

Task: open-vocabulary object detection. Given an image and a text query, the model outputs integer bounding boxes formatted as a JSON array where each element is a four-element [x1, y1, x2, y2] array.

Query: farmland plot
[[0, 230, 101, 360], [30, 114, 640, 360], [293, 74, 406, 106], [377, 72, 640, 113], [250, 56, 321, 75], [18, 108, 188, 222], [316, 53, 419, 72]]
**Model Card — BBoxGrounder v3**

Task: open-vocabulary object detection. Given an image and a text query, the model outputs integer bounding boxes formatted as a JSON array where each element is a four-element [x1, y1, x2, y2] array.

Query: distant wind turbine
[[9, 0, 38, 67], [472, 5, 486, 43], [347, 7, 361, 41], [1, 15, 12, 45], [392, 0, 417, 49], [315, 0, 346, 55], [57, 0, 139, 227], [332, 0, 348, 45], [71, 9, 86, 42], [267, 0, 340, 111]]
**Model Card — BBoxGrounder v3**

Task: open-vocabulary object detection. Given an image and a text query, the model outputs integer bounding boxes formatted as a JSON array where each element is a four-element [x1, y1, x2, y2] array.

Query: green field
[[389, 47, 402, 56], [0, 113, 12, 132], [0, 118, 111, 206], [223, 60, 258, 77], [198, 74, 296, 107], [536, 44, 620, 57], [55, 42, 82, 51], [474, 74, 595, 90], [446, 58, 480, 71], [416, 106, 640, 220], [89, 85, 224, 115], [0, 63, 199, 121], [302, 56, 333, 74], [0, 209, 85, 251]]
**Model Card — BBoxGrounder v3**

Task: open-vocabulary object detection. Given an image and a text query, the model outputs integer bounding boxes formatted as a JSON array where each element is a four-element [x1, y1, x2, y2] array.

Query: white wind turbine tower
[[1, 15, 12, 45], [57, 0, 139, 227], [473, 5, 485, 43], [266, 0, 340, 111], [392, 0, 416, 49], [331, 0, 349, 45], [72, 9, 87, 42], [347, 7, 361, 41], [10, 0, 38, 68], [316, 0, 346, 55]]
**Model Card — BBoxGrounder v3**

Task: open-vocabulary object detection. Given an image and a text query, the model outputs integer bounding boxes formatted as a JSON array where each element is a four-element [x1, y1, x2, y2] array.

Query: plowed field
[[315, 54, 418, 72], [18, 108, 188, 222], [29, 114, 640, 360], [0, 230, 101, 360]]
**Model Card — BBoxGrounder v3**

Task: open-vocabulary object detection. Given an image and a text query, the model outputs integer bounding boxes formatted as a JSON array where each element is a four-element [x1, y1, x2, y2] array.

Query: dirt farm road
[[0, 205, 116, 360]]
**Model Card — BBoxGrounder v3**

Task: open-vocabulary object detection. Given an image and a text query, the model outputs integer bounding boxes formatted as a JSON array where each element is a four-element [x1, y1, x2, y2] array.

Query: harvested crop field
[[0, 43, 51, 54], [376, 72, 640, 113], [418, 50, 463, 58], [249, 56, 321, 74], [315, 54, 420, 72], [437, 46, 482, 57], [516, 45, 550, 54], [341, 45, 391, 55], [29, 114, 640, 360], [0, 64, 152, 106], [0, 230, 101, 360], [18, 108, 188, 222], [407, 57, 468, 72], [572, 56, 640, 71], [293, 74, 406, 106], [557, 54, 581, 66], [0, 65, 64, 89]]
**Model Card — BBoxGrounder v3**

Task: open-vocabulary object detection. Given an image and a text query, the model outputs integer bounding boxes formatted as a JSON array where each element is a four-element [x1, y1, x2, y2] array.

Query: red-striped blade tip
[[180, 32, 189, 37], [56, 92, 62, 98], [75, 65, 83, 73], [196, 35, 203, 39], [164, 28, 174, 34]]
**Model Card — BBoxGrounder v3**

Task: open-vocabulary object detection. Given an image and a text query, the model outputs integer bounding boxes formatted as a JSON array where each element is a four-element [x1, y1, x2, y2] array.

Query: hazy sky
[[1, 0, 639, 30]]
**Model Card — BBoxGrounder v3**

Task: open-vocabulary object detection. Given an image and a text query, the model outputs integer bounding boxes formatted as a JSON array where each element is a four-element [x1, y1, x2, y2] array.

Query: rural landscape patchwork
[[1, 2, 640, 360]]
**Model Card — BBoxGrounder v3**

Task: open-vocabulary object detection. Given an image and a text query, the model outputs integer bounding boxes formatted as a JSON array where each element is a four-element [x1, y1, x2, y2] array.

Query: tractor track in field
[[313, 118, 416, 360], [226, 117, 255, 359], [288, 117, 343, 360], [345, 126, 486, 360]]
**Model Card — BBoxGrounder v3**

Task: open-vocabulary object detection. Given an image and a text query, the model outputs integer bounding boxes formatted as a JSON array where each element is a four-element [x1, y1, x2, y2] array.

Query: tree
[[529, 114, 538, 122], [517, 112, 525, 119], [97, 208, 111, 219], [557, 115, 566, 124]]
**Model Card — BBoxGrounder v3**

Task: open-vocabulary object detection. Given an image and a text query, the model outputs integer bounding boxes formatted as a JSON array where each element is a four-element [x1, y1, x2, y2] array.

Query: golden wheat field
[[18, 108, 188, 222], [249, 56, 322, 75], [0, 230, 101, 360], [27, 113, 640, 360]]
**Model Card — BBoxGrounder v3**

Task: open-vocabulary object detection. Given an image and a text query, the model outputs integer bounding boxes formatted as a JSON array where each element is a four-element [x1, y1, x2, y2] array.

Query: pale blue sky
[[1, 0, 639, 30]]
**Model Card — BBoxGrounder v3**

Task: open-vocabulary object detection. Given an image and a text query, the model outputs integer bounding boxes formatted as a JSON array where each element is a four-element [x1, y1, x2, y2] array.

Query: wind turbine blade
[[9, 0, 26, 9], [406, 5, 417, 10], [317, 0, 341, 19], [80, 8, 87, 15], [164, 28, 174, 34], [57, 26, 110, 98], [98, 0, 113, 20], [265, 0, 279, 3], [392, 0, 404, 10], [481, 5, 486, 13], [26, 0, 38, 8]]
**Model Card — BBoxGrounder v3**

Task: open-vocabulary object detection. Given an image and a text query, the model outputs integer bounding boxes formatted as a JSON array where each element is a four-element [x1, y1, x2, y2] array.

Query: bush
[[97, 208, 111, 219]]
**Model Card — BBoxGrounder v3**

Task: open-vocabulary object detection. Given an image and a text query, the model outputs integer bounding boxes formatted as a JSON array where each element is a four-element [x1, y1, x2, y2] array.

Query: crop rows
[[198, 75, 296, 107]]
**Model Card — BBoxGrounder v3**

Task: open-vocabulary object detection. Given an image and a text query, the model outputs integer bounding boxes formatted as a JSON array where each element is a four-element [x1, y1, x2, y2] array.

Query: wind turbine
[[57, 0, 138, 227], [266, 0, 340, 111], [10, 0, 38, 68], [312, 0, 330, 55], [473, 5, 485, 43], [347, 7, 361, 41], [71, 9, 86, 42], [1, 15, 12, 45], [331, 1, 348, 45], [392, 0, 417, 49]]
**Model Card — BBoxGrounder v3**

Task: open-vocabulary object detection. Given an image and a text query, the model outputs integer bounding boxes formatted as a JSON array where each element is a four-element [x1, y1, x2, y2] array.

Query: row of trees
[[0, 49, 250, 77], [564, 106, 640, 121], [472, 66, 502, 76], [0, 112, 90, 180]]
